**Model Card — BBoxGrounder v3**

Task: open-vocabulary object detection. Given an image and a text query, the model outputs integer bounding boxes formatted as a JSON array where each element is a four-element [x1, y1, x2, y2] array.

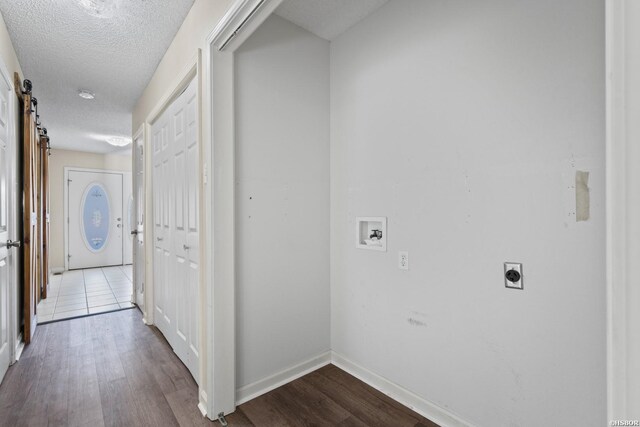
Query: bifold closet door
[[152, 77, 199, 381]]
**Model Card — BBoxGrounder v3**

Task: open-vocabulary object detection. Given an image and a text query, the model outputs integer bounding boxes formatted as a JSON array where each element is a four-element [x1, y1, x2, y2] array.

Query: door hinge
[[67, 254, 71, 259], [217, 413, 228, 427]]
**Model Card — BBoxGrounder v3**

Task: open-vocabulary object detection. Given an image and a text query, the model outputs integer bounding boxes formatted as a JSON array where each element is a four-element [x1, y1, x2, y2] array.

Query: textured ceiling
[[0, 0, 195, 154], [275, 0, 389, 41]]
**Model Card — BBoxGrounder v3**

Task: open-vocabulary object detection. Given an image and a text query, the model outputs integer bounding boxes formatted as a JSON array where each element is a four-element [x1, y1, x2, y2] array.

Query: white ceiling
[[0, 0, 196, 154], [275, 0, 389, 41]]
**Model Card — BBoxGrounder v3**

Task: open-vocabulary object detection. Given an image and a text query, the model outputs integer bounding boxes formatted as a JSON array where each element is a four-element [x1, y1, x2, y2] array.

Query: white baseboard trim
[[12, 335, 24, 364], [331, 351, 474, 427], [197, 401, 207, 417], [236, 351, 332, 405], [198, 389, 208, 417]]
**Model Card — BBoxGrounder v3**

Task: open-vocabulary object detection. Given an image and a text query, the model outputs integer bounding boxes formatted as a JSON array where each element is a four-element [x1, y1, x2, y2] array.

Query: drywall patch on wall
[[575, 170, 590, 222], [562, 157, 600, 227]]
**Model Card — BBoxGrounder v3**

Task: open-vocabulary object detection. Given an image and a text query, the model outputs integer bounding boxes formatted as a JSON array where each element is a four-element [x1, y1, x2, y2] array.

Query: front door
[[133, 135, 145, 309], [67, 170, 123, 270]]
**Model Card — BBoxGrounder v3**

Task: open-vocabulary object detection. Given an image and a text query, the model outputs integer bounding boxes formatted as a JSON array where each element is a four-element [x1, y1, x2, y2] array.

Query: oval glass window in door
[[81, 183, 111, 252]]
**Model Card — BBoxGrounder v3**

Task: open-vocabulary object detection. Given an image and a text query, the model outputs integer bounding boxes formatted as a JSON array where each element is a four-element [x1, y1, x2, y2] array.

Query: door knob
[[116, 224, 122, 228], [157, 237, 163, 241], [183, 244, 190, 250], [131, 230, 139, 235], [5, 240, 21, 248]]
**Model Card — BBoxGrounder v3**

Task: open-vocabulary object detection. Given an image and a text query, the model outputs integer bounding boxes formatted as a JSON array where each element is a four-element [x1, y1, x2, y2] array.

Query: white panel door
[[183, 81, 200, 379], [153, 108, 174, 345], [152, 77, 199, 381], [67, 171, 123, 269], [133, 135, 145, 309], [0, 70, 12, 382]]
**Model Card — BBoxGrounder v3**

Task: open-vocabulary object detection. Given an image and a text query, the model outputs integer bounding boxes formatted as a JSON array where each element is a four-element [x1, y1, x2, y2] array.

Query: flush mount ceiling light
[[78, 90, 95, 100], [106, 136, 131, 147], [77, 0, 119, 18]]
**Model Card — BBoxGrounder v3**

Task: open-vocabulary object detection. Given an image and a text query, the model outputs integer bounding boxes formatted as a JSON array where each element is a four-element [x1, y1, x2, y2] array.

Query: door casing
[[133, 126, 145, 311], [63, 167, 132, 271]]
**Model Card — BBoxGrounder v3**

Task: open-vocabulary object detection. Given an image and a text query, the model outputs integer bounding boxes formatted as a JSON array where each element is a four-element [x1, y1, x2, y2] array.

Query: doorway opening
[[37, 152, 135, 323]]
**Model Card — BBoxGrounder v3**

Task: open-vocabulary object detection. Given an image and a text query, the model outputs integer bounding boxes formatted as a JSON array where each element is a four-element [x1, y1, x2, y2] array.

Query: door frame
[[0, 51, 20, 363], [203, 0, 282, 419], [63, 167, 128, 271], [132, 125, 145, 312], [606, 0, 640, 419]]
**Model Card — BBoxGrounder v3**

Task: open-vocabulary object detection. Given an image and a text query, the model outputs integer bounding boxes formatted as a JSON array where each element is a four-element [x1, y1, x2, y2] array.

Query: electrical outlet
[[504, 262, 523, 290], [399, 251, 409, 270]]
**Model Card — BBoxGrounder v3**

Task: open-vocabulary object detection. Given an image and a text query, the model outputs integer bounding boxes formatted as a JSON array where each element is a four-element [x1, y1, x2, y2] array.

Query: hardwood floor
[[0, 309, 439, 427]]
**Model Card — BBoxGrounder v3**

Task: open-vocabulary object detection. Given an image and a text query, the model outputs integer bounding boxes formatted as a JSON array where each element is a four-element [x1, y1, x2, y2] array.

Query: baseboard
[[12, 335, 24, 364], [198, 389, 208, 417], [197, 401, 207, 417], [236, 351, 331, 405], [331, 351, 474, 427]]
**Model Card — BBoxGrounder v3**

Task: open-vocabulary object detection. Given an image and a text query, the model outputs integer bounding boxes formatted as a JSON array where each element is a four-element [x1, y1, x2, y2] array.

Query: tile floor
[[36, 265, 134, 323]]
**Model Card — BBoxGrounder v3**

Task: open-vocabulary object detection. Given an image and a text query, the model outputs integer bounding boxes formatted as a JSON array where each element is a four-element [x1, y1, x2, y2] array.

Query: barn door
[[40, 136, 49, 299], [18, 78, 39, 343]]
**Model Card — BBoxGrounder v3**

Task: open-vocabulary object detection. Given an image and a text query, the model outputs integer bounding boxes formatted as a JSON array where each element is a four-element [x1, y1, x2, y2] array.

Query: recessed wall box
[[356, 217, 387, 251], [504, 262, 523, 290]]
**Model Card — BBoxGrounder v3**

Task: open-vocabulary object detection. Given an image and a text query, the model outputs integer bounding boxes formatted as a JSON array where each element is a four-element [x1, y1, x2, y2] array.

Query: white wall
[[235, 15, 330, 389], [132, 0, 232, 129], [49, 149, 131, 270], [330, 1, 605, 426]]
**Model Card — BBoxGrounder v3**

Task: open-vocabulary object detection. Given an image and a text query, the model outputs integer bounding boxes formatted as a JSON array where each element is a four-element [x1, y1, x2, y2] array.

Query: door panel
[[0, 71, 11, 379], [184, 83, 200, 374], [151, 77, 199, 381], [21, 87, 38, 343], [40, 141, 49, 299], [67, 171, 123, 269]]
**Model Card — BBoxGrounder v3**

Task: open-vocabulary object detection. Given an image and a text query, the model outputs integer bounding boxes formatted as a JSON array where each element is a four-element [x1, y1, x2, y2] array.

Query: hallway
[[0, 309, 204, 426], [36, 266, 134, 322]]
